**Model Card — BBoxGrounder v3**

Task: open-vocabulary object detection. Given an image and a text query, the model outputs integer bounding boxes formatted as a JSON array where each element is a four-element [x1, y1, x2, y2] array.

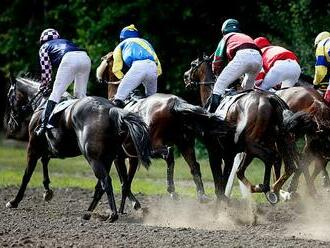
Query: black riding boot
[[112, 99, 125, 108], [35, 100, 57, 137], [208, 94, 222, 113]]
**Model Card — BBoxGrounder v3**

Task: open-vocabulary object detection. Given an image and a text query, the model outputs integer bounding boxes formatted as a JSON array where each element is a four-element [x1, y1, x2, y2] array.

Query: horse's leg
[[177, 141, 208, 203], [204, 136, 225, 200], [90, 159, 118, 222], [236, 153, 258, 192], [321, 160, 330, 187], [6, 145, 41, 208], [165, 147, 178, 199], [41, 155, 53, 202], [311, 157, 328, 187], [125, 157, 141, 210]]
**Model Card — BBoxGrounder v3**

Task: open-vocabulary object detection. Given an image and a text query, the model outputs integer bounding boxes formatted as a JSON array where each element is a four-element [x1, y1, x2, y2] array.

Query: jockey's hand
[[98, 78, 106, 84], [255, 79, 263, 87], [39, 83, 52, 97], [324, 90, 330, 106]]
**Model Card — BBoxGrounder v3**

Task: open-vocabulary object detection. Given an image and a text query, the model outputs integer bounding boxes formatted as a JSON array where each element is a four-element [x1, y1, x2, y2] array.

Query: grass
[[0, 138, 269, 202]]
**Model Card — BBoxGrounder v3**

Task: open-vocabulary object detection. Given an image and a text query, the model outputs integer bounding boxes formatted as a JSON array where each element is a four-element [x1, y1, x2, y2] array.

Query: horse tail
[[268, 94, 316, 137], [109, 107, 152, 169], [168, 97, 234, 138], [267, 94, 310, 170]]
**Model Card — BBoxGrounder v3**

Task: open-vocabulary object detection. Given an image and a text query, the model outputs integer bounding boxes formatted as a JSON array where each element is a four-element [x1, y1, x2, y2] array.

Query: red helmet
[[254, 37, 271, 49]]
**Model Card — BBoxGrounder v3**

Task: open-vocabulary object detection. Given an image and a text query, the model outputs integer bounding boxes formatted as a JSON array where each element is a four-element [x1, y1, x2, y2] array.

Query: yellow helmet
[[314, 31, 330, 47]]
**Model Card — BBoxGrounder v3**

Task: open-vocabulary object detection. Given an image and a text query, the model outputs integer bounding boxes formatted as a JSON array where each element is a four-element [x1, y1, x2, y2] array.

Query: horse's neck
[[17, 78, 39, 98], [200, 85, 213, 107], [108, 84, 119, 99]]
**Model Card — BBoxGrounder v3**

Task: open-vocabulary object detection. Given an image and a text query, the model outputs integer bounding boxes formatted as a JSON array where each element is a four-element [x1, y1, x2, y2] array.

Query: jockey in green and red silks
[[111, 24, 162, 108], [209, 19, 262, 113]]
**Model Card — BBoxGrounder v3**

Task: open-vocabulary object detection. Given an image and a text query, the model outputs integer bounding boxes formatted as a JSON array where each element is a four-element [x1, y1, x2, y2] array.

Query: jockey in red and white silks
[[254, 37, 301, 90]]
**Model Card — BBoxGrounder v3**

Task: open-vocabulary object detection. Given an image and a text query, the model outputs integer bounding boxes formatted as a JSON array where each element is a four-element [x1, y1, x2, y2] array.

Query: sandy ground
[[1, 187, 330, 248]]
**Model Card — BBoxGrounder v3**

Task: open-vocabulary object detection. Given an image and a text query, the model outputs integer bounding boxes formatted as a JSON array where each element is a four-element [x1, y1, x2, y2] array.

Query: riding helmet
[[254, 37, 271, 49], [221, 19, 241, 35], [40, 28, 60, 44], [119, 24, 139, 41], [314, 31, 330, 47]]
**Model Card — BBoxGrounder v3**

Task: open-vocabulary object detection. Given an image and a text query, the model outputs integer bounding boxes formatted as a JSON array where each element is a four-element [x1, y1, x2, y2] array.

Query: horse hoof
[[82, 212, 91, 220], [169, 192, 179, 200], [43, 189, 54, 202], [132, 201, 141, 210], [198, 194, 210, 203], [6, 201, 18, 208], [265, 192, 279, 205], [108, 213, 118, 223]]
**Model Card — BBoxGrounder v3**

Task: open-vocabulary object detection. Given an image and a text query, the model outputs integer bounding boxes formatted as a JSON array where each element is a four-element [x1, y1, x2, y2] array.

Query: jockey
[[313, 31, 330, 105], [209, 18, 262, 113], [111, 24, 162, 108], [254, 37, 301, 91], [35, 28, 91, 137]]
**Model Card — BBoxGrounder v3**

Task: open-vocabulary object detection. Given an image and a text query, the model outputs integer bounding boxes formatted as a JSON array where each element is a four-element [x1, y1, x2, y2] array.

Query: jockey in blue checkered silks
[[35, 28, 91, 137]]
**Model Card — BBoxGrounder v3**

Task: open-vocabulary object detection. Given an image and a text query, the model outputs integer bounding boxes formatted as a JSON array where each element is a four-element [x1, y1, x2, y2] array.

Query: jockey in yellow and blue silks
[[111, 24, 162, 108], [313, 31, 330, 105]]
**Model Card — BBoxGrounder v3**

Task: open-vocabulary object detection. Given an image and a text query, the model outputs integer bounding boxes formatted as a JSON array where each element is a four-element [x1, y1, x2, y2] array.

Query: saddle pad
[[215, 92, 248, 120], [47, 99, 79, 128]]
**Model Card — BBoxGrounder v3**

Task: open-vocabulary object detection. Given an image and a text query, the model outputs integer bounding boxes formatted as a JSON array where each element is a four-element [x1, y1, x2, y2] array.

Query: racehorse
[[277, 86, 330, 192], [96, 52, 235, 202], [183, 54, 315, 203], [6, 77, 152, 222]]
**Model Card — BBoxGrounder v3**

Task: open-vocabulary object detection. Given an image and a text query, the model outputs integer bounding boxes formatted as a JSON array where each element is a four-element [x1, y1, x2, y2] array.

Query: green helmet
[[221, 19, 240, 35]]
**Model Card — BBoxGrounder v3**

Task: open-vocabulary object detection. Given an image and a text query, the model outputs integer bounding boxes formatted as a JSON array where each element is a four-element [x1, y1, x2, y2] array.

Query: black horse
[[6, 77, 152, 222]]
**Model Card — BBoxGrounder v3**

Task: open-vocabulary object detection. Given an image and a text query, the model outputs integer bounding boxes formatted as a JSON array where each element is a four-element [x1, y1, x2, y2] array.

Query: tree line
[[1, 0, 329, 129]]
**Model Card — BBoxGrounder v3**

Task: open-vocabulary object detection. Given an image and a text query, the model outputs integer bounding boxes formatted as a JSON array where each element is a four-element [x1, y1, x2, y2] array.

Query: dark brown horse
[[183, 54, 314, 203], [277, 86, 330, 193], [6, 77, 152, 222], [96, 52, 234, 202]]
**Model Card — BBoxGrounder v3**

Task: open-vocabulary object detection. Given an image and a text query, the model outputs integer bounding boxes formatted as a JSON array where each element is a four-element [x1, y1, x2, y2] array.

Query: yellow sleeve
[[112, 45, 124, 79], [313, 65, 327, 85], [154, 54, 162, 76]]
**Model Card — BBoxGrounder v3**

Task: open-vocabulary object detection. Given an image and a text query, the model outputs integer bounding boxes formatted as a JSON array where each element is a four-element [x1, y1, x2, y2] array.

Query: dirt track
[[1, 187, 330, 247]]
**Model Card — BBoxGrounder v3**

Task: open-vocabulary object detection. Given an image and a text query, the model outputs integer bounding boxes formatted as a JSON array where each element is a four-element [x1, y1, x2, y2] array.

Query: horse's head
[[6, 77, 40, 140], [96, 51, 121, 99], [183, 54, 215, 89], [96, 52, 119, 84]]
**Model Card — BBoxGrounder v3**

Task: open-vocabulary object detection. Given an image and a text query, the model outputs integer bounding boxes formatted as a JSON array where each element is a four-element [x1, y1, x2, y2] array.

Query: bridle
[[7, 80, 43, 129], [185, 54, 216, 88]]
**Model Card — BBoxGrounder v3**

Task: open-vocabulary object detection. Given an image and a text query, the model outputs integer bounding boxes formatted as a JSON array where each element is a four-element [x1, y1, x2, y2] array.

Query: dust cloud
[[143, 196, 265, 230]]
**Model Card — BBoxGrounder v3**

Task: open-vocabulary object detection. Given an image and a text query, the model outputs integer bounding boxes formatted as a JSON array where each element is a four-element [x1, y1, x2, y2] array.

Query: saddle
[[123, 89, 146, 108], [213, 89, 253, 119], [47, 99, 79, 128]]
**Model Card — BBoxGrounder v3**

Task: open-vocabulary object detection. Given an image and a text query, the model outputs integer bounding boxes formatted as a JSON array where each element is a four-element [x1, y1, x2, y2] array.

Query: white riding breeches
[[213, 49, 262, 96], [114, 59, 158, 101], [259, 59, 301, 90], [49, 51, 91, 103]]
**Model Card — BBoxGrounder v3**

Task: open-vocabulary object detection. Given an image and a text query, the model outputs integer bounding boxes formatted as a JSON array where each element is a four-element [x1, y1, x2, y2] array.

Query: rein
[[186, 54, 216, 88]]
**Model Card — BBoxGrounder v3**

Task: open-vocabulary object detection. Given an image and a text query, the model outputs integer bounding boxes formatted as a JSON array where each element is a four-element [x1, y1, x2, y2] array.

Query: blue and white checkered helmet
[[40, 28, 60, 44]]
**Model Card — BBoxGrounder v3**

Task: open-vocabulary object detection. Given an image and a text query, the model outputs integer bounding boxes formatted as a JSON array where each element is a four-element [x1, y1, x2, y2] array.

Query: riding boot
[[35, 100, 57, 137], [112, 99, 125, 108], [208, 94, 222, 113]]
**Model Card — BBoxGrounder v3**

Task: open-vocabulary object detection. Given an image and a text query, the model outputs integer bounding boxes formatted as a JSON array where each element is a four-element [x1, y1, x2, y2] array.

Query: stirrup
[[34, 124, 47, 137]]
